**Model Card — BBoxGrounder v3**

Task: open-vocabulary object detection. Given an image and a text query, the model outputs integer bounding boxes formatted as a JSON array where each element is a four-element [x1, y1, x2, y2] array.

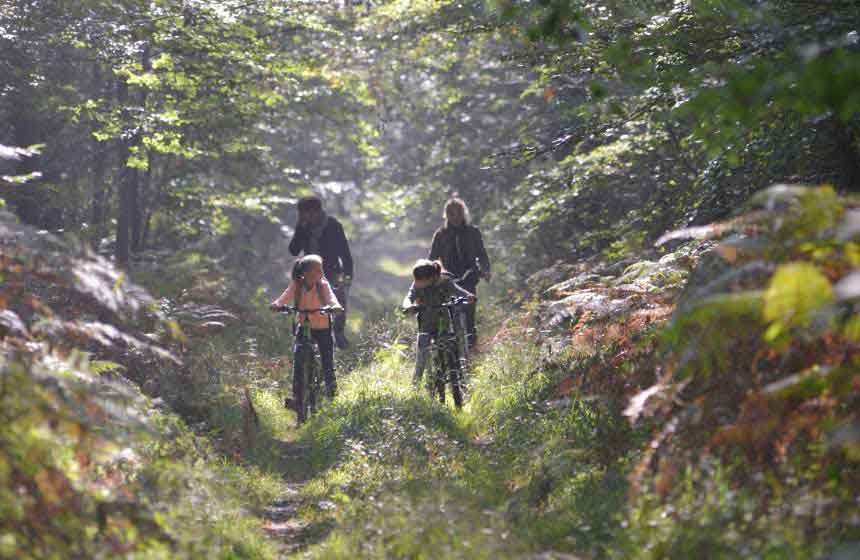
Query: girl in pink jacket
[[271, 255, 343, 402]]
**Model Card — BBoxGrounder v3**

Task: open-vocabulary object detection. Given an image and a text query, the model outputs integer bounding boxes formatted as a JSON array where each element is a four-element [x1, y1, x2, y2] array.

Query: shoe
[[335, 331, 349, 349]]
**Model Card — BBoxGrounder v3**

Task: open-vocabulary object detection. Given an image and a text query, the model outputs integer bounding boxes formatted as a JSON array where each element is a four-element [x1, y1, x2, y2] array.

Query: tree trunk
[[91, 146, 108, 241], [834, 118, 860, 193], [131, 48, 151, 253], [7, 55, 42, 225], [134, 151, 153, 252], [91, 65, 108, 244], [115, 77, 135, 267]]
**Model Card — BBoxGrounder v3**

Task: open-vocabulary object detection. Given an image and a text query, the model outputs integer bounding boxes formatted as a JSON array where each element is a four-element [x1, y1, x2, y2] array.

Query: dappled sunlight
[[4, 0, 860, 557], [376, 256, 415, 278]]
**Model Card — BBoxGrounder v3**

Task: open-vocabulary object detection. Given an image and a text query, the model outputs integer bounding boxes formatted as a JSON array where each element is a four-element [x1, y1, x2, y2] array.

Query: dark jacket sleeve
[[332, 219, 353, 277], [429, 229, 442, 261], [289, 226, 309, 256], [474, 227, 491, 274]]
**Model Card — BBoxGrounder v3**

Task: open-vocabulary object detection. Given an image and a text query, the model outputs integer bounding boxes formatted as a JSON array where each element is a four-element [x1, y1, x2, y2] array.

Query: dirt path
[[261, 438, 334, 557], [263, 482, 309, 556]]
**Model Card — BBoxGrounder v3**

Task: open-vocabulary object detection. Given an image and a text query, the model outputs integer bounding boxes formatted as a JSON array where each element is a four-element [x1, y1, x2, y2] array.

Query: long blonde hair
[[292, 254, 323, 281], [443, 197, 470, 227]]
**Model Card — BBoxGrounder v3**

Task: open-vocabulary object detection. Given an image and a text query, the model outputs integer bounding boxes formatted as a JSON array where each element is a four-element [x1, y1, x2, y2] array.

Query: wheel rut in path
[[261, 440, 332, 556]]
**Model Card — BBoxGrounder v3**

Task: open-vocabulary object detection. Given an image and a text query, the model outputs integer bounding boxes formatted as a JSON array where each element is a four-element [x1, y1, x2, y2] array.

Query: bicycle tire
[[432, 345, 446, 404], [455, 309, 470, 369], [308, 356, 320, 415], [447, 343, 464, 409], [294, 345, 313, 424]]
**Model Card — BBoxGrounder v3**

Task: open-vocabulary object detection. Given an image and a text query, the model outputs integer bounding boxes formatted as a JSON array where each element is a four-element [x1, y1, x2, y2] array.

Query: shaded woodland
[[2, 1, 860, 558]]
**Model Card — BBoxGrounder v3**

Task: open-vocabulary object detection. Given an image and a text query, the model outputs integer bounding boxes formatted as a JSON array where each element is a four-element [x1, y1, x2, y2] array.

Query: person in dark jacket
[[428, 197, 491, 348], [289, 196, 353, 348]]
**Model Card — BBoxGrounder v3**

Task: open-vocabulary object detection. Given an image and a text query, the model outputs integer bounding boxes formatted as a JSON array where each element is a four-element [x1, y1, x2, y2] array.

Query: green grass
[[129, 283, 850, 559], [131, 408, 286, 559], [263, 328, 632, 558], [0, 355, 287, 560]]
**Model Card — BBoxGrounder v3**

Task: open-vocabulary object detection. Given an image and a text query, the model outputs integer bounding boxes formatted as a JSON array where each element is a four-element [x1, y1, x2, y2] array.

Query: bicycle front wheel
[[294, 346, 313, 424], [308, 357, 320, 415], [446, 345, 464, 409], [432, 345, 446, 404]]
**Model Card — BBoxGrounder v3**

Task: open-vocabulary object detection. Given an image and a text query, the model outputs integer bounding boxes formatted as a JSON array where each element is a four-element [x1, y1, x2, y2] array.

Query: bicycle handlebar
[[457, 258, 489, 284], [458, 267, 480, 284], [273, 305, 343, 316], [402, 296, 476, 314]]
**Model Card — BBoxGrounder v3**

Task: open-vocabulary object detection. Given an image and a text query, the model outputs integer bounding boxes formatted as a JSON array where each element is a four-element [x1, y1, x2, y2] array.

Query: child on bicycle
[[402, 259, 475, 388], [271, 255, 343, 402]]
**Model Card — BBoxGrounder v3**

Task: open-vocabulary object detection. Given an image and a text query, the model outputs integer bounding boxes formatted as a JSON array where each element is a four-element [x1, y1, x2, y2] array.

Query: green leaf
[[763, 262, 833, 340], [89, 361, 126, 376]]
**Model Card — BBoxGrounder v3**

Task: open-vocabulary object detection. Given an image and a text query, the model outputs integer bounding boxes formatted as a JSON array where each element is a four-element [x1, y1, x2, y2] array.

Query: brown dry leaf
[[715, 243, 738, 263], [554, 376, 575, 398], [34, 469, 66, 506]]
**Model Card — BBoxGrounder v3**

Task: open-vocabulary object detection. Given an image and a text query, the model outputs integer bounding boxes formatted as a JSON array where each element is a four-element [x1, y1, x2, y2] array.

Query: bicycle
[[330, 273, 352, 348], [405, 296, 474, 409], [454, 259, 489, 367], [273, 305, 341, 424]]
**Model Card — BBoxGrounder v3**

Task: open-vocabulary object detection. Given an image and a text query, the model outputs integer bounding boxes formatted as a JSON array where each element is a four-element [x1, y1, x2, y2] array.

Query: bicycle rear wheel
[[455, 309, 470, 369]]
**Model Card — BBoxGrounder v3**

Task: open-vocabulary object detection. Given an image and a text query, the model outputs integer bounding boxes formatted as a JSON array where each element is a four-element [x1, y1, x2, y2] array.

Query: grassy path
[[251, 334, 631, 559]]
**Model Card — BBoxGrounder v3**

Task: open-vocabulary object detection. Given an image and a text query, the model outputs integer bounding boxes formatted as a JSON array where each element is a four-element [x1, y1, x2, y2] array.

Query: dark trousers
[[413, 331, 435, 386], [332, 284, 349, 336], [459, 277, 478, 345], [293, 328, 337, 398]]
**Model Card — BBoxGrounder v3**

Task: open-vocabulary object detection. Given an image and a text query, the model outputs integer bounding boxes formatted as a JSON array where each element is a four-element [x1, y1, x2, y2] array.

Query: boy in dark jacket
[[402, 259, 475, 389], [289, 196, 353, 348], [428, 198, 491, 348]]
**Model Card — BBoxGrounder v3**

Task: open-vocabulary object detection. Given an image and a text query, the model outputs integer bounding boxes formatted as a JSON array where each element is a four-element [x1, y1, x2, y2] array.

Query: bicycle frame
[[275, 305, 338, 424], [414, 297, 472, 408]]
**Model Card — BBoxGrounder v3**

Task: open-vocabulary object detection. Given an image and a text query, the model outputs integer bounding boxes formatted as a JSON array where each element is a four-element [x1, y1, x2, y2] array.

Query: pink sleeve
[[272, 281, 296, 306], [320, 279, 340, 307]]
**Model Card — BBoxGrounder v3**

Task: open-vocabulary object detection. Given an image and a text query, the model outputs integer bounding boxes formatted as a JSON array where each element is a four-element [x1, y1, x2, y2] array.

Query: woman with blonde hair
[[428, 197, 491, 348]]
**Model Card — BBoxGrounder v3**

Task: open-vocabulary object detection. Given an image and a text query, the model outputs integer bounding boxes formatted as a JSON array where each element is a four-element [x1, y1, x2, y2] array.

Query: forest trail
[[257, 436, 332, 555], [250, 245, 697, 558], [245, 253, 668, 558], [263, 484, 305, 554]]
